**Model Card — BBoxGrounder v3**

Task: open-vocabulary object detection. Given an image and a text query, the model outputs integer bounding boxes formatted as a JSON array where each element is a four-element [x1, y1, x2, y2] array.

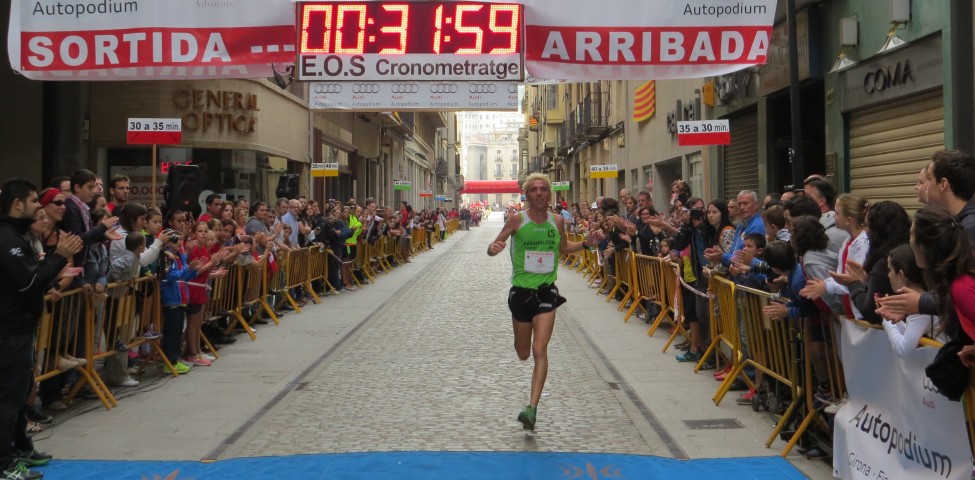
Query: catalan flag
[[633, 80, 656, 122]]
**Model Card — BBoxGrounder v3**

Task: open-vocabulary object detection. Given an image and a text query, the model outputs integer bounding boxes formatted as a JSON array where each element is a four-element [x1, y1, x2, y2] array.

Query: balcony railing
[[555, 91, 612, 156], [577, 92, 611, 139]]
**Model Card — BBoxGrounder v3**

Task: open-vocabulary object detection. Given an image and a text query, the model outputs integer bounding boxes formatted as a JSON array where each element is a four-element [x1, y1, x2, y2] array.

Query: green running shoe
[[517, 405, 537, 431]]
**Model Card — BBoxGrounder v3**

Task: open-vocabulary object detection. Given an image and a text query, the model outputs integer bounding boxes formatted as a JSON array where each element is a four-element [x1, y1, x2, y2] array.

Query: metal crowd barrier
[[564, 243, 975, 460], [605, 248, 634, 308], [624, 254, 660, 323], [646, 259, 681, 339], [38, 287, 117, 410], [721, 284, 802, 455], [33, 229, 444, 411]]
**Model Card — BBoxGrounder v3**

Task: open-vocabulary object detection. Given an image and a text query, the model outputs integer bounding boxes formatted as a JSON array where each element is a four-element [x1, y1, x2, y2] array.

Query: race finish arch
[[8, 0, 776, 82], [458, 180, 522, 195]]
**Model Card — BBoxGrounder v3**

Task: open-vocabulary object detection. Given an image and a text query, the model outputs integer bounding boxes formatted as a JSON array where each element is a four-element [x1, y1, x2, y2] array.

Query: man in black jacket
[[0, 179, 82, 480]]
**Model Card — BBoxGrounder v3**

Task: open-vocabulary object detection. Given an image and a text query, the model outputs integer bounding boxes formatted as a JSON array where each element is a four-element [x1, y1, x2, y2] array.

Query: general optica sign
[[8, 0, 775, 81]]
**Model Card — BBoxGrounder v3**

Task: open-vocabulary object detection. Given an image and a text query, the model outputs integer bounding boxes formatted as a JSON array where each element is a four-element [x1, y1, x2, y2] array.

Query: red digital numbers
[[160, 160, 192, 174], [298, 2, 522, 56]]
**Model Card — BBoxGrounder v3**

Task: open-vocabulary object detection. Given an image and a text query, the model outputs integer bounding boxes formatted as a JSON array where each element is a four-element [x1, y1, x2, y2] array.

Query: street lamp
[[828, 17, 858, 74]]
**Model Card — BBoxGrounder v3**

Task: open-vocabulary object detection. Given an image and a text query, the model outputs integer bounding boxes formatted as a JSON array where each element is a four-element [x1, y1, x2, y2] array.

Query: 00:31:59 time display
[[298, 2, 522, 56]]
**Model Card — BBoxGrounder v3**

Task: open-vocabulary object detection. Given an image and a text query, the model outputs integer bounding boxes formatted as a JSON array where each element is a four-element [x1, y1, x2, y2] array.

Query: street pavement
[[34, 213, 831, 479]]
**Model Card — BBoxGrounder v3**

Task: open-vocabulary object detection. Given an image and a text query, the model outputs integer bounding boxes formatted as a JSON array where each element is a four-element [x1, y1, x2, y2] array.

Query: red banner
[[677, 131, 730, 146], [126, 131, 182, 145]]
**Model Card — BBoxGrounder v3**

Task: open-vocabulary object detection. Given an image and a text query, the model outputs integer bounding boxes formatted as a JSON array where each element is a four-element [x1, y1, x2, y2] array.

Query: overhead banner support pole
[[787, 0, 805, 188]]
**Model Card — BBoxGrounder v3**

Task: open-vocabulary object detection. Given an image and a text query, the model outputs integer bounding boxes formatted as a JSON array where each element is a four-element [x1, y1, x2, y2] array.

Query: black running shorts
[[507, 283, 567, 323]]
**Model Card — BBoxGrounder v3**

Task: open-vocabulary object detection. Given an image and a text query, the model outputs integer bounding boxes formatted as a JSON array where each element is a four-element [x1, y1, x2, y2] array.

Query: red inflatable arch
[[457, 180, 522, 195]]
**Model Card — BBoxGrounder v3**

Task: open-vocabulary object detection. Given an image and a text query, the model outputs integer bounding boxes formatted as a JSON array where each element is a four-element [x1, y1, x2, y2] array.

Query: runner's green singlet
[[509, 211, 560, 289]]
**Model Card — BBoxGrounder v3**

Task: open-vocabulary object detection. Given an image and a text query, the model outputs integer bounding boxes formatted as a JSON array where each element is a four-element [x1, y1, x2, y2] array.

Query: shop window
[[688, 153, 703, 201]]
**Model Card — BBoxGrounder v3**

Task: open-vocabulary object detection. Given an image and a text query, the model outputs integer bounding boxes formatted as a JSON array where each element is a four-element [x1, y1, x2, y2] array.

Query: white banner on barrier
[[8, 0, 775, 81], [833, 320, 969, 480]]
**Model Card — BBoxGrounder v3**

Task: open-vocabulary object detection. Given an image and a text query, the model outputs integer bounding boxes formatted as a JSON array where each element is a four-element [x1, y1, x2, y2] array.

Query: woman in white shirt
[[883, 244, 942, 357], [800, 193, 870, 319]]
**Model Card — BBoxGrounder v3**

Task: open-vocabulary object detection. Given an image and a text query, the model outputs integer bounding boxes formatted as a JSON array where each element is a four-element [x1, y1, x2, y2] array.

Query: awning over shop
[[458, 180, 522, 194]]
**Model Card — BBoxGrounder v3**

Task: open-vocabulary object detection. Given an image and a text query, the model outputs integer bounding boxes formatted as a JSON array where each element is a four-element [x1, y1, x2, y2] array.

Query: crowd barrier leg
[[646, 261, 677, 338], [361, 242, 378, 281], [662, 306, 689, 353], [707, 278, 749, 401], [298, 247, 321, 305], [132, 278, 181, 377], [73, 293, 117, 409], [781, 321, 826, 457]]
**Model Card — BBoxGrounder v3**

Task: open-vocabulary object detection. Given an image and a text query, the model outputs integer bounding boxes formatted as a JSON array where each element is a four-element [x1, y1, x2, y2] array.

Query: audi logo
[[314, 83, 342, 94], [390, 83, 419, 94], [429, 83, 459, 94], [507, 84, 518, 94], [352, 83, 381, 94], [469, 84, 497, 94]]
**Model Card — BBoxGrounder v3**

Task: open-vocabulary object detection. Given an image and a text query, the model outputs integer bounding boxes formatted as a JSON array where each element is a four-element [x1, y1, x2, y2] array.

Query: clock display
[[297, 2, 522, 56], [296, 1, 523, 81]]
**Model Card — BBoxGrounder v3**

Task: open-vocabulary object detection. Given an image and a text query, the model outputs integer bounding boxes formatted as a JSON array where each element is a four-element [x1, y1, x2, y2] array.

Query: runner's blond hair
[[521, 173, 551, 192]]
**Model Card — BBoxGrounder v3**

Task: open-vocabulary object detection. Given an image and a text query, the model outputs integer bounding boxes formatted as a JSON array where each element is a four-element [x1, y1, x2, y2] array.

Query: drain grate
[[683, 418, 744, 430]]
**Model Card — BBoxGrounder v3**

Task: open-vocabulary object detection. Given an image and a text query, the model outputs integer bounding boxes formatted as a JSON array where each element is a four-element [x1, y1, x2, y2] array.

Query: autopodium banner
[[832, 320, 969, 480], [9, 0, 775, 81]]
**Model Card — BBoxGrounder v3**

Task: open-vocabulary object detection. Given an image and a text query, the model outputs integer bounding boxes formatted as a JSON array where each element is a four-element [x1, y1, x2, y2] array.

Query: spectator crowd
[[0, 169, 467, 480], [558, 149, 975, 460]]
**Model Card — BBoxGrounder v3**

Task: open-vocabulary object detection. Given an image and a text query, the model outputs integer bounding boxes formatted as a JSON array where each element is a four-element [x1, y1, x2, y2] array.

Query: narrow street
[[36, 214, 828, 479]]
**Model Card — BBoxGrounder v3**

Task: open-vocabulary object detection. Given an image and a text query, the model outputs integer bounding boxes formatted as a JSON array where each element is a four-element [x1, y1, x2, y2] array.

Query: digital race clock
[[296, 2, 524, 81]]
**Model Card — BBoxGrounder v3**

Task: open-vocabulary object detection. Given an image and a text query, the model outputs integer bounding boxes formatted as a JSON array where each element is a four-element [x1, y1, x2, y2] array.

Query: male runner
[[487, 173, 602, 430]]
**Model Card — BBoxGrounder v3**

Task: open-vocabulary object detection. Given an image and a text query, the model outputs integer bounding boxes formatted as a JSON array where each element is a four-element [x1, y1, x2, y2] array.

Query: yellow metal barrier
[[661, 266, 692, 353], [354, 240, 375, 284], [721, 284, 803, 455], [230, 255, 272, 339], [605, 249, 635, 310], [262, 250, 288, 323], [623, 255, 659, 323], [37, 287, 117, 410], [282, 247, 321, 313], [647, 260, 680, 338], [702, 276, 745, 396]]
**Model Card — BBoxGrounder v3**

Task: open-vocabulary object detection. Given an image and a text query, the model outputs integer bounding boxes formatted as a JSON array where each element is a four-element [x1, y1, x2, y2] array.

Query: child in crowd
[[762, 205, 790, 243], [658, 238, 672, 260], [159, 230, 199, 375], [730, 233, 767, 291], [143, 208, 164, 272], [84, 209, 110, 361], [882, 244, 943, 357], [83, 209, 110, 297], [761, 240, 833, 404], [184, 222, 226, 367], [103, 233, 146, 387]]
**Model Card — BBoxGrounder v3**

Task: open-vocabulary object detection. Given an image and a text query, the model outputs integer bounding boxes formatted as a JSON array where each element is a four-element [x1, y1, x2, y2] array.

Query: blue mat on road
[[38, 451, 804, 479]]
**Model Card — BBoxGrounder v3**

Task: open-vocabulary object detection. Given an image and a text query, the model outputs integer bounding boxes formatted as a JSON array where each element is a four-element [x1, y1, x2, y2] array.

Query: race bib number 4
[[525, 251, 555, 274]]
